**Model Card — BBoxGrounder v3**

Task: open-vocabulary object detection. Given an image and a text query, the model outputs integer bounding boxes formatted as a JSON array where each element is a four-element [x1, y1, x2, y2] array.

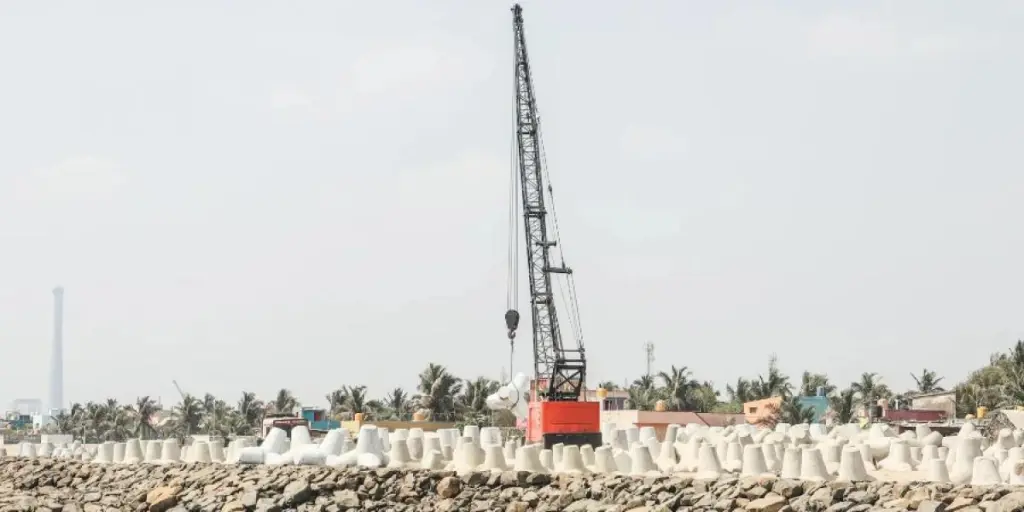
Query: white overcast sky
[[1, 1, 1022, 410]]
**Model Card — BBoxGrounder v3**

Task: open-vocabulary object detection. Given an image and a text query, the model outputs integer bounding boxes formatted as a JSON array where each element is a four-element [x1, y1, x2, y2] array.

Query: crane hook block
[[505, 309, 521, 334]]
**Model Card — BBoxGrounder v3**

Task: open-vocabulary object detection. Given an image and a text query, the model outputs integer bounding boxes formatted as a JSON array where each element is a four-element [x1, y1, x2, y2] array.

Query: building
[[910, 390, 956, 419], [10, 399, 43, 416], [601, 410, 745, 441], [584, 388, 629, 410], [744, 397, 782, 425]]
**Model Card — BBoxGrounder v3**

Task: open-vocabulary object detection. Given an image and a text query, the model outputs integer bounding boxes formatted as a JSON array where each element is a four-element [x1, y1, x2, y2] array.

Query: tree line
[[43, 340, 1024, 442]]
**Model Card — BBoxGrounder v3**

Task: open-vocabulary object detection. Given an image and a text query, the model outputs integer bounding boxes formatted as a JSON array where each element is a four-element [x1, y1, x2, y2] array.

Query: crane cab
[[526, 379, 601, 448]]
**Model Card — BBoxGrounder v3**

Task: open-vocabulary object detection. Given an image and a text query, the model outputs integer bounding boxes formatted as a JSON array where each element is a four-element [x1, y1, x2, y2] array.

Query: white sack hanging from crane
[[486, 372, 530, 421]]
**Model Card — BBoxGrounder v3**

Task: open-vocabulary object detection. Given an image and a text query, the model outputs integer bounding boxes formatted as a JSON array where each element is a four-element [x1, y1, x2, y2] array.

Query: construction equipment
[[503, 3, 601, 449]]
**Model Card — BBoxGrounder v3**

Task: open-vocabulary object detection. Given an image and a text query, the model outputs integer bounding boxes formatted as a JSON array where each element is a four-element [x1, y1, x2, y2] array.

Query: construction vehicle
[[502, 4, 601, 449]]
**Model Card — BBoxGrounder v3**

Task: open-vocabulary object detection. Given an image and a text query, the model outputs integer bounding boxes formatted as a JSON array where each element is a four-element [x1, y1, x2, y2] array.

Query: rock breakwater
[[3, 459, 1024, 512]]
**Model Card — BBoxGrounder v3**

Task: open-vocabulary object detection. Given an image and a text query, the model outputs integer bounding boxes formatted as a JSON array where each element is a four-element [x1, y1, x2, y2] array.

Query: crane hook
[[505, 309, 520, 337]]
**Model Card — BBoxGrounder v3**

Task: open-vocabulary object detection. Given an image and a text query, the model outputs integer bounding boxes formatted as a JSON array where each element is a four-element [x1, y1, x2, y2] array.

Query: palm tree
[[829, 388, 857, 424], [236, 391, 264, 432], [726, 377, 755, 404], [689, 382, 720, 413], [132, 396, 159, 439], [334, 385, 379, 420], [172, 394, 204, 438], [632, 375, 656, 391], [657, 366, 698, 411], [458, 377, 500, 424], [754, 355, 792, 399], [415, 363, 462, 421], [271, 389, 299, 415], [910, 369, 945, 394], [380, 388, 412, 420], [775, 396, 816, 425], [596, 381, 619, 391], [626, 385, 659, 411], [851, 372, 891, 413], [800, 372, 835, 397]]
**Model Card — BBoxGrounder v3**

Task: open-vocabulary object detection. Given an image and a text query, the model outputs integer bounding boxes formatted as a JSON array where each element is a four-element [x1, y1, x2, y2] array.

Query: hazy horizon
[[1, 1, 1022, 410]]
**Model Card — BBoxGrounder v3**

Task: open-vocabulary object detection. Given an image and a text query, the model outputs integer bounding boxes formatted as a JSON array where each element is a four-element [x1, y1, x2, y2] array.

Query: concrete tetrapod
[[94, 443, 114, 464], [160, 440, 181, 464], [144, 440, 161, 462], [1003, 447, 1024, 483], [739, 444, 772, 478], [674, 440, 700, 472], [113, 443, 125, 463], [480, 444, 509, 472], [580, 444, 595, 467], [629, 444, 658, 476], [950, 436, 983, 485], [926, 458, 952, 483], [539, 449, 554, 471], [799, 447, 832, 482], [423, 436, 443, 461], [970, 457, 1002, 486], [656, 440, 677, 471], [593, 446, 617, 474], [556, 445, 587, 475], [879, 440, 916, 472], [191, 442, 213, 463], [836, 446, 872, 482], [514, 445, 546, 473], [695, 443, 723, 480], [123, 439, 143, 464], [319, 429, 348, 456], [209, 439, 225, 462], [387, 437, 413, 468], [293, 445, 328, 466], [780, 447, 801, 479], [420, 449, 445, 470], [722, 442, 743, 472], [762, 443, 781, 472]]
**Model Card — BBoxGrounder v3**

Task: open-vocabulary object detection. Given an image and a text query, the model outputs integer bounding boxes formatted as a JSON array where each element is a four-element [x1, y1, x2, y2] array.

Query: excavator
[[486, 4, 601, 449]]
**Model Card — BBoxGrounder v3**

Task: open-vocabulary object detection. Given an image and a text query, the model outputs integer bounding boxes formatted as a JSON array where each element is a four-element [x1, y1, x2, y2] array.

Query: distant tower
[[643, 341, 655, 378], [49, 286, 64, 413]]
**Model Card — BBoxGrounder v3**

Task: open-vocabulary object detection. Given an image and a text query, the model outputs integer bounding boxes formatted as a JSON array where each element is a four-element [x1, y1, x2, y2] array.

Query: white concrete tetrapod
[[377, 427, 390, 453], [462, 425, 481, 444], [406, 437, 424, 461], [513, 445, 546, 473], [614, 449, 632, 473], [950, 436, 982, 485], [920, 445, 939, 466], [664, 424, 680, 446], [334, 425, 384, 468], [552, 443, 564, 466], [629, 444, 658, 476], [160, 439, 181, 463], [592, 446, 617, 474], [926, 458, 951, 483], [93, 443, 114, 464], [762, 443, 781, 472], [191, 442, 212, 463], [387, 438, 412, 468], [580, 444, 595, 466], [262, 428, 288, 454], [695, 443, 723, 480], [970, 456, 1002, 486], [208, 439, 225, 462], [423, 436, 442, 460], [820, 443, 841, 475], [539, 449, 554, 471], [556, 445, 587, 474], [420, 449, 446, 470], [780, 447, 802, 479], [625, 427, 640, 445], [799, 447, 832, 482], [113, 443, 126, 463], [836, 446, 872, 482], [722, 442, 743, 472], [674, 440, 700, 472], [123, 439, 143, 463], [610, 429, 628, 452], [454, 438, 484, 474], [319, 429, 348, 456], [878, 440, 915, 472], [144, 440, 161, 462], [1010, 459, 1024, 485], [480, 444, 508, 472], [1002, 447, 1024, 482], [638, 426, 657, 443], [643, 437, 660, 459], [740, 444, 772, 478], [656, 440, 676, 472], [921, 431, 943, 447], [294, 445, 327, 466]]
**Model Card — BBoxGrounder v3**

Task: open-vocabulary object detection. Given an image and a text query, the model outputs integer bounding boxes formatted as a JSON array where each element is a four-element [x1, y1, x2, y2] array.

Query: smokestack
[[49, 286, 64, 413]]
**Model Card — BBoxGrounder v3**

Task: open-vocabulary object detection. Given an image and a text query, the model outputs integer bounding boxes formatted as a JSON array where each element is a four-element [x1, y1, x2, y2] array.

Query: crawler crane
[[503, 4, 601, 448]]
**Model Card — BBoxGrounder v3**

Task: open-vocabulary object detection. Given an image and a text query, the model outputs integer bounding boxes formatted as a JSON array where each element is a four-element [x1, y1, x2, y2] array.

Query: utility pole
[[644, 341, 655, 378]]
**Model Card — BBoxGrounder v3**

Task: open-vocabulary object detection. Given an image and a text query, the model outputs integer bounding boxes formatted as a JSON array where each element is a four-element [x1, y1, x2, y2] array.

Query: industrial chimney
[[49, 286, 64, 413]]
